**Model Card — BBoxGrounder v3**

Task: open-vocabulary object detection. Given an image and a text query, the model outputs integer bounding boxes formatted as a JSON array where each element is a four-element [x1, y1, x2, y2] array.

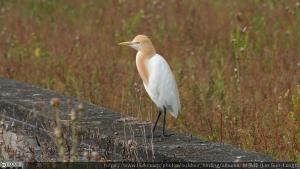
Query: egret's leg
[[162, 109, 166, 135], [152, 109, 162, 135], [162, 108, 174, 137]]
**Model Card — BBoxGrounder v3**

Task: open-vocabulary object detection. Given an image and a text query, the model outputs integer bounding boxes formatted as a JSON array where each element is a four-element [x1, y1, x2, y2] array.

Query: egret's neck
[[136, 51, 155, 85], [140, 43, 156, 57]]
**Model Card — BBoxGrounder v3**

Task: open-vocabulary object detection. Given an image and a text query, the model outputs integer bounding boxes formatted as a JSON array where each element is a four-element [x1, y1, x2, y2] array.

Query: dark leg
[[162, 108, 167, 136], [152, 109, 162, 135], [162, 107, 174, 137]]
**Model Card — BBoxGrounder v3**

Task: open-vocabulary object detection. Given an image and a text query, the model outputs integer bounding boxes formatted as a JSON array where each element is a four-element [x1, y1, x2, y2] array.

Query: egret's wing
[[145, 54, 181, 118]]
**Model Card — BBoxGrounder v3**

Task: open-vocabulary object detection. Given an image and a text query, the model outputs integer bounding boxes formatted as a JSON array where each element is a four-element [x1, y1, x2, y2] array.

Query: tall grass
[[0, 0, 299, 161]]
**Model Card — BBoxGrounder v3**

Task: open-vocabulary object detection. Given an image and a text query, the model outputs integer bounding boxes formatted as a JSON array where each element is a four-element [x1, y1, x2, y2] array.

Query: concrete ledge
[[0, 77, 274, 162]]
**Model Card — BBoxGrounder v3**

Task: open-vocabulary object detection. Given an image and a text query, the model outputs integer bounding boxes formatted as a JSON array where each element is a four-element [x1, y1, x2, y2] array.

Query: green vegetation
[[0, 0, 299, 161]]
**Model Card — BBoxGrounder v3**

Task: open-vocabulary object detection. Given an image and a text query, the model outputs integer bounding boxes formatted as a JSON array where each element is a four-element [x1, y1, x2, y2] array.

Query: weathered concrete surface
[[0, 77, 274, 162]]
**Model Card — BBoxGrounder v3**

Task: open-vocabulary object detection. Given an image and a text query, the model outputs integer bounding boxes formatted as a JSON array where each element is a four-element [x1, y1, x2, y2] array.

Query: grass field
[[0, 0, 299, 161]]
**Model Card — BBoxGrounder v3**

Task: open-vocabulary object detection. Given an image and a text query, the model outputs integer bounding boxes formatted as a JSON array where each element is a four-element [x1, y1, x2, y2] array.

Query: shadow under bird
[[119, 35, 181, 137]]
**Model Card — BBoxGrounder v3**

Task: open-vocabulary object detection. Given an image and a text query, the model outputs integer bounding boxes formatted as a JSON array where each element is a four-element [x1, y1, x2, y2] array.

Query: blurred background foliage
[[0, 0, 299, 161]]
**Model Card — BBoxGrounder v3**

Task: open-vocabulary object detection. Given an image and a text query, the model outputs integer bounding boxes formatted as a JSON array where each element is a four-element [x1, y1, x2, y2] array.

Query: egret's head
[[118, 35, 156, 54]]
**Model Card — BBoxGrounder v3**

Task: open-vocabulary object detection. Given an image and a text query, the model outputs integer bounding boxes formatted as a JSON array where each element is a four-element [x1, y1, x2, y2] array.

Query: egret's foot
[[162, 132, 174, 138], [141, 133, 161, 138], [152, 132, 174, 138], [143, 133, 174, 141], [152, 133, 163, 138]]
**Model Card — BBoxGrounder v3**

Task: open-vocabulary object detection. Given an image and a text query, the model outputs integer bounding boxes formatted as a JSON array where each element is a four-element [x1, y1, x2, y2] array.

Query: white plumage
[[142, 53, 180, 118]]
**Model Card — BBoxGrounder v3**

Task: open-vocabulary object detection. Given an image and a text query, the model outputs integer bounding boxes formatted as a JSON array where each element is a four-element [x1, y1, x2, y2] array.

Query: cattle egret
[[119, 35, 181, 137]]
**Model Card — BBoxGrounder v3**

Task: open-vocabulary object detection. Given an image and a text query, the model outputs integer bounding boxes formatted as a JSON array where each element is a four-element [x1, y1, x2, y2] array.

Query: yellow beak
[[118, 41, 134, 46]]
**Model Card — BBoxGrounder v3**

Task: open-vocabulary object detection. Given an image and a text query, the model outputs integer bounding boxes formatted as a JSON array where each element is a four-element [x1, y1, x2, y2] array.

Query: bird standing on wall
[[119, 35, 181, 137]]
